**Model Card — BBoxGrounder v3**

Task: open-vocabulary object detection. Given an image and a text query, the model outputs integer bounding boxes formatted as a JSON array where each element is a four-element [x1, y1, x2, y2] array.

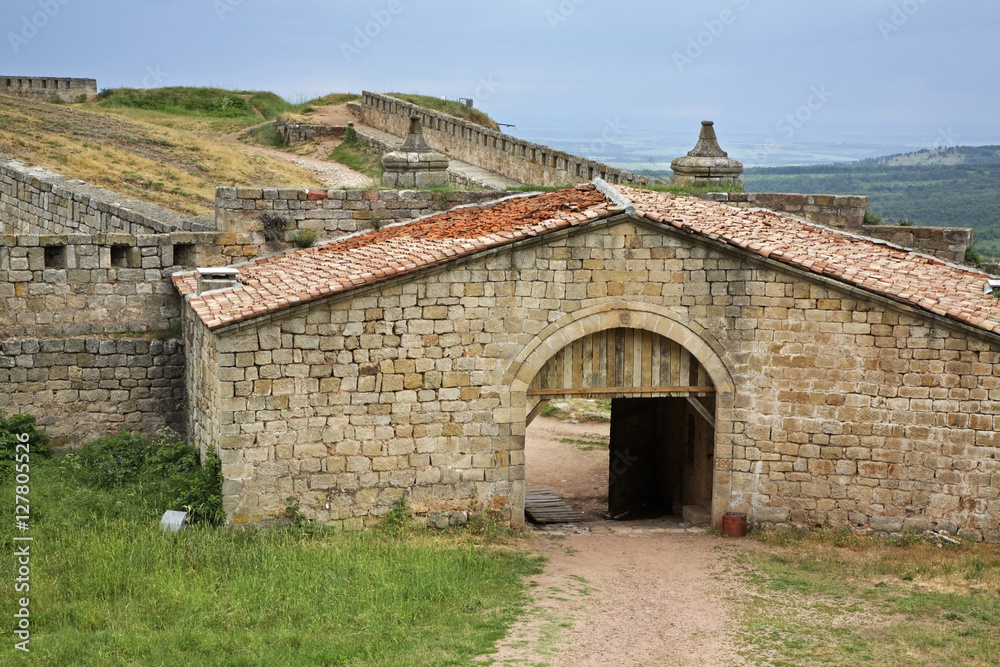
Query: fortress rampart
[[352, 92, 654, 188], [0, 150, 979, 452], [1, 76, 97, 103], [0, 153, 497, 445]]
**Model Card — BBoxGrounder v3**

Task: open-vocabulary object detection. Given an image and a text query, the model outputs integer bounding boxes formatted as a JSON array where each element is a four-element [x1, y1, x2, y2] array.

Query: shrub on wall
[[290, 229, 319, 248]]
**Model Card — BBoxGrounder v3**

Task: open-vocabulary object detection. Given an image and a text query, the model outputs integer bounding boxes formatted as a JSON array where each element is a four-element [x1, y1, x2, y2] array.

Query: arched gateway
[[506, 303, 736, 527]]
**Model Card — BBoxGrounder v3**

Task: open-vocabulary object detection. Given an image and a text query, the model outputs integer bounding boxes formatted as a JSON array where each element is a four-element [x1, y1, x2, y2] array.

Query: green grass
[[732, 528, 1000, 666], [0, 455, 541, 666], [94, 87, 360, 134], [239, 121, 286, 149], [328, 134, 384, 180], [536, 399, 612, 423], [386, 94, 499, 131], [97, 87, 268, 121], [558, 435, 609, 451]]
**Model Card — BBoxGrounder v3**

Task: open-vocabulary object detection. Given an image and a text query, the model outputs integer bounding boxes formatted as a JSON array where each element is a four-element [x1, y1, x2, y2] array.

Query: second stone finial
[[670, 121, 744, 189]]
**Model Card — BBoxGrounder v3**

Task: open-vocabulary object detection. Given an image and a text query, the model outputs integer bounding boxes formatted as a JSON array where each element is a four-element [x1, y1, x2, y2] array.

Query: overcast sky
[[4, 0, 999, 165]]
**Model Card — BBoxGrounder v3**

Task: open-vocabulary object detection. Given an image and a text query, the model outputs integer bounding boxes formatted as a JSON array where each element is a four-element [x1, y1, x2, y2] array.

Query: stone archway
[[505, 302, 736, 527]]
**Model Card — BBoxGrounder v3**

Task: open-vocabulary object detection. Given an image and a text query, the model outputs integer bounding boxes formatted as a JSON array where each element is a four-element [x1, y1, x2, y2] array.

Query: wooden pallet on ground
[[525, 488, 586, 524]]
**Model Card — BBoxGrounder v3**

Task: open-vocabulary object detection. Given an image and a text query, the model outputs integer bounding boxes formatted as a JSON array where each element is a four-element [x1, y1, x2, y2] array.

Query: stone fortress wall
[[0, 148, 982, 448], [1, 156, 214, 236], [351, 92, 655, 188], [214, 187, 499, 237], [0, 154, 496, 446], [350, 94, 972, 264], [276, 120, 346, 145], [1, 76, 97, 103]]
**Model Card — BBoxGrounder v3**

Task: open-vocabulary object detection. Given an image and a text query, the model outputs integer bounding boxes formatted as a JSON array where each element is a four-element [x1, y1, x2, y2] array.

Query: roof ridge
[[592, 178, 636, 215]]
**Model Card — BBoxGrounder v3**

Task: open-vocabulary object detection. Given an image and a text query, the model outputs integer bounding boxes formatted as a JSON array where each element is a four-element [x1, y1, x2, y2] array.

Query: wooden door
[[608, 398, 660, 519]]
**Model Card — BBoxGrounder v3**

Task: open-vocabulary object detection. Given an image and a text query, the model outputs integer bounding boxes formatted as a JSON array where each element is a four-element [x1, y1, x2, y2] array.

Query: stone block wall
[[696, 191, 972, 263], [0, 155, 212, 236], [695, 192, 869, 229], [861, 225, 973, 265], [1, 76, 97, 103], [276, 120, 346, 145], [354, 92, 654, 188], [0, 233, 184, 337], [183, 307, 222, 462], [214, 187, 501, 240], [0, 337, 185, 446], [188, 216, 1000, 539]]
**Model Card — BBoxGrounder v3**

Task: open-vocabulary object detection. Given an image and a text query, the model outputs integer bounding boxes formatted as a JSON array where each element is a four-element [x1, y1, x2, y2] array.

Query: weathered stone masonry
[[0, 152, 501, 446], [182, 214, 1000, 540], [1, 76, 97, 104], [215, 187, 498, 237], [695, 191, 972, 264], [1, 156, 212, 237], [353, 92, 653, 188], [0, 337, 184, 446]]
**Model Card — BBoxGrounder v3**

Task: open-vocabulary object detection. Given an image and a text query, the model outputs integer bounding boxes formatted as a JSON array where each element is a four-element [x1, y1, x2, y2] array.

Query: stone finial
[[399, 115, 432, 152], [688, 121, 729, 158], [670, 120, 744, 189], [381, 115, 451, 188]]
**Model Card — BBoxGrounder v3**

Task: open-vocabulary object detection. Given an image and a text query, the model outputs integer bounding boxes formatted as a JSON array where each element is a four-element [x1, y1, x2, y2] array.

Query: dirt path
[[304, 103, 358, 126], [218, 105, 374, 189], [222, 136, 373, 189], [487, 416, 750, 666]]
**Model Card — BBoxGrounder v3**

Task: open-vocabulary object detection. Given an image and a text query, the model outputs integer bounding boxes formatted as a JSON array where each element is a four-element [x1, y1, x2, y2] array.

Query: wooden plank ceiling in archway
[[527, 328, 715, 399]]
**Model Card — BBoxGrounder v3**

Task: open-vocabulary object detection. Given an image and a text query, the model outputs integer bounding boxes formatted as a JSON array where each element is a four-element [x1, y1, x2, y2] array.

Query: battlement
[[354, 91, 654, 188], [1, 76, 97, 103]]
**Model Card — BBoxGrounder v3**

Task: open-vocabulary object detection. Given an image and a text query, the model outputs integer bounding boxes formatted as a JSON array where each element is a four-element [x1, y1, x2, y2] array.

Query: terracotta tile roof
[[173, 186, 618, 329], [617, 185, 1000, 335], [174, 181, 1000, 337]]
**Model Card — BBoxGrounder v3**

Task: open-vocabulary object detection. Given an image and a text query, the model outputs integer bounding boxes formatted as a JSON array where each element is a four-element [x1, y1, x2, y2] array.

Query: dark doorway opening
[[608, 396, 715, 521]]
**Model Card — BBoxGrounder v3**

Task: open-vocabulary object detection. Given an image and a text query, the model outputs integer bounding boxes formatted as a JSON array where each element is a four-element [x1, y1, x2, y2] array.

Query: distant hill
[[741, 145, 1000, 257], [858, 145, 1000, 167]]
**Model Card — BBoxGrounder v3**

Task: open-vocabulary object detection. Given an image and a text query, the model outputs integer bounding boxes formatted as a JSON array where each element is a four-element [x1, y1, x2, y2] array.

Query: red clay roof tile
[[173, 186, 615, 328], [618, 185, 1000, 335], [173, 183, 1000, 338]]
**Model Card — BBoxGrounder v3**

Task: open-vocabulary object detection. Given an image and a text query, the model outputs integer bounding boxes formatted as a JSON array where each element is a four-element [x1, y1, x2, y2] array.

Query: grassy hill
[[0, 90, 326, 216], [860, 145, 1000, 167], [386, 93, 499, 130], [742, 146, 1000, 257]]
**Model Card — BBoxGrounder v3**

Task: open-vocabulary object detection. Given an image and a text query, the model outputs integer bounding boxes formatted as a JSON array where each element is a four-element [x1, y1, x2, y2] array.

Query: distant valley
[[738, 146, 1000, 258]]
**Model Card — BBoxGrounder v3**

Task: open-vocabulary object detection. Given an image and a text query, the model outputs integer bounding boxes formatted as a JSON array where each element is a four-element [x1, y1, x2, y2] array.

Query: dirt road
[[220, 104, 374, 189], [487, 416, 749, 666]]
